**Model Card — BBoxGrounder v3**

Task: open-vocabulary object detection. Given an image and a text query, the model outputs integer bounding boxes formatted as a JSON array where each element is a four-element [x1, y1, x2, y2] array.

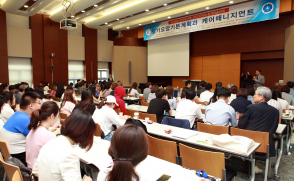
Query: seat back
[[128, 95, 134, 97], [197, 122, 229, 135], [138, 112, 157, 123], [0, 153, 23, 181], [179, 143, 225, 179], [196, 101, 205, 105], [113, 108, 121, 115], [162, 117, 190, 129], [126, 109, 137, 118], [279, 117, 281, 124], [230, 127, 269, 153], [60, 113, 68, 119], [201, 109, 205, 114], [147, 135, 178, 164], [94, 124, 102, 137], [12, 171, 23, 181], [139, 96, 145, 105], [60, 118, 66, 125], [0, 141, 10, 161], [55, 97, 60, 102], [141, 102, 149, 106]]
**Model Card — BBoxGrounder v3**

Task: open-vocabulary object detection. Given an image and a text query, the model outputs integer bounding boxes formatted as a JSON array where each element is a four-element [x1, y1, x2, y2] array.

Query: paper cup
[[286, 110, 290, 115], [145, 117, 149, 121], [134, 112, 139, 117], [119, 112, 123, 116]]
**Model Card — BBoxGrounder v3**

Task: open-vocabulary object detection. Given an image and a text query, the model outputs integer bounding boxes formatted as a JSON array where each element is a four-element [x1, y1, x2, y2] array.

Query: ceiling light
[[81, 10, 85, 13], [139, 24, 141, 26], [50, 0, 77, 15], [94, 4, 98, 7], [145, 9, 149, 12], [167, 16, 171, 19], [185, 12, 189, 14], [105, 22, 108, 24], [206, 7, 209, 9], [116, 19, 119, 20], [71, 15, 75, 18], [24, 5, 29, 8], [163, 4, 167, 6], [86, 18, 96, 22], [152, 20, 155, 22], [103, 0, 146, 16], [127, 27, 129, 29], [229, 1, 233, 3]]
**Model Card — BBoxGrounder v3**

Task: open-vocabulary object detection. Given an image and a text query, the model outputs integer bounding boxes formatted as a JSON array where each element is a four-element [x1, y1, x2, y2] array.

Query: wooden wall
[[0, 9, 9, 83], [284, 24, 294, 82]]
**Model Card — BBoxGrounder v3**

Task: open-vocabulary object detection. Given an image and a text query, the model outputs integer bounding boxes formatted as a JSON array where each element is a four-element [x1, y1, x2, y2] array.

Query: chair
[[60, 118, 66, 125], [0, 141, 11, 161], [126, 109, 137, 117], [141, 102, 149, 106], [94, 124, 102, 137], [179, 144, 237, 181], [197, 122, 229, 135], [12, 171, 23, 181], [113, 108, 121, 115], [147, 135, 178, 164], [162, 117, 190, 129], [279, 117, 281, 124], [55, 97, 60, 102], [138, 112, 157, 123], [0, 153, 24, 181], [230, 127, 270, 181], [60, 113, 68, 119], [201, 109, 205, 114], [128, 95, 134, 97], [45, 95, 50, 99], [139, 96, 145, 105]]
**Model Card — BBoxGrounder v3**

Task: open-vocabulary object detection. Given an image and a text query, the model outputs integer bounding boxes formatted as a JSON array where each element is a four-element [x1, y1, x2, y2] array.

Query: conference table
[[281, 113, 294, 155], [274, 124, 287, 179], [78, 137, 217, 181], [126, 105, 177, 117]]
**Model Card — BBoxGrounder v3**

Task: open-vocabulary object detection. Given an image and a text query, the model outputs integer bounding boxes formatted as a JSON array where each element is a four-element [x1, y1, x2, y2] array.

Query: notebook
[[171, 130, 198, 139]]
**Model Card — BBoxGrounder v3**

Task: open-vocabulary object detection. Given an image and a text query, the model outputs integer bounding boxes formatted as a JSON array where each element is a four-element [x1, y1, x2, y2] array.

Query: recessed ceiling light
[[206, 7, 209, 9], [139, 24, 141, 26], [152, 20, 155, 22], [163, 4, 167, 6], [94, 4, 98, 7], [185, 12, 189, 14], [127, 27, 129, 29], [145, 9, 149, 12], [24, 5, 29, 8], [116, 19, 119, 20], [167, 16, 171, 19], [81, 10, 85, 13], [105, 22, 108, 24], [229, 1, 233, 3], [71, 15, 75, 18]]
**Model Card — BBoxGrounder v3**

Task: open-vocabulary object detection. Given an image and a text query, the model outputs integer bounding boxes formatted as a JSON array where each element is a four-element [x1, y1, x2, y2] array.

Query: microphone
[[196, 170, 217, 181]]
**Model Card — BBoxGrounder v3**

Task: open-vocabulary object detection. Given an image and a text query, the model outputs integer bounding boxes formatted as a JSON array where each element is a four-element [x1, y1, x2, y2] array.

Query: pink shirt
[[60, 101, 76, 116], [49, 90, 56, 97], [26, 127, 56, 169]]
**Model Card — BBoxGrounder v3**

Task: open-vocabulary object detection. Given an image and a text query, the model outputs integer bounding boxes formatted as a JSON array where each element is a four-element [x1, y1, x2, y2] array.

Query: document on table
[[171, 130, 198, 139]]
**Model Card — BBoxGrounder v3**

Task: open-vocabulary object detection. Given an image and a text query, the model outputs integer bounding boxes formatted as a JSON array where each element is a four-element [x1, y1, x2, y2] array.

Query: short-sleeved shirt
[[26, 128, 56, 169], [147, 98, 171, 123], [1, 111, 31, 154], [176, 100, 203, 128]]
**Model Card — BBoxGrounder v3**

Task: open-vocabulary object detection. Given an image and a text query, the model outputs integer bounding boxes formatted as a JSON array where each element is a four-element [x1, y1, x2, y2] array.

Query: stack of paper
[[172, 130, 198, 139]]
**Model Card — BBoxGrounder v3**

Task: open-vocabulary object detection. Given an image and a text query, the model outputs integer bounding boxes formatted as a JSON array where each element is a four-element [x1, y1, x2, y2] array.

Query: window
[[98, 62, 109, 82], [68, 60, 84, 85], [8, 57, 32, 86]]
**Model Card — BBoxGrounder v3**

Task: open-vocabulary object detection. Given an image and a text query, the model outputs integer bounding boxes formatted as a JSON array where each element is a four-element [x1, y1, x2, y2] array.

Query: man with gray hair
[[239, 87, 279, 160]]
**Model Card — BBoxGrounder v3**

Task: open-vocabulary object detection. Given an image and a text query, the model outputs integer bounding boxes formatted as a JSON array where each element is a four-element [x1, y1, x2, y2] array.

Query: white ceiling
[[0, 0, 250, 31]]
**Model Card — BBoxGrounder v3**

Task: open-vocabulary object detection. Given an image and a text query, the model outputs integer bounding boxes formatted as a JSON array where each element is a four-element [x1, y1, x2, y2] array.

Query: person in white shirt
[[166, 85, 177, 110], [0, 91, 18, 123], [228, 86, 238, 104], [128, 82, 139, 96], [33, 109, 94, 181], [0, 95, 6, 130], [272, 88, 289, 109], [43, 82, 50, 92], [268, 88, 283, 117], [176, 89, 203, 128], [60, 89, 77, 116], [281, 85, 294, 106], [147, 85, 159, 102], [97, 124, 148, 181], [92, 95, 128, 141], [199, 83, 214, 102]]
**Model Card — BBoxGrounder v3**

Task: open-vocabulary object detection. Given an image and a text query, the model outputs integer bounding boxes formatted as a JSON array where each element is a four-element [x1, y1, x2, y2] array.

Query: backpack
[[6, 156, 37, 181]]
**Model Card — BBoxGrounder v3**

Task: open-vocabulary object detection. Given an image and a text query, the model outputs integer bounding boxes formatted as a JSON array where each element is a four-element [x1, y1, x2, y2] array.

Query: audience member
[[147, 89, 171, 123], [37, 81, 44, 88], [180, 87, 189, 102], [216, 82, 222, 88], [97, 124, 148, 181], [44, 82, 50, 92], [199, 83, 213, 102], [185, 80, 192, 89], [93, 96, 127, 141], [230, 88, 252, 113], [49, 84, 57, 97], [60, 89, 77, 116], [74, 90, 96, 115], [26, 101, 60, 169], [1, 92, 41, 165], [89, 85, 101, 103], [209, 87, 221, 104], [15, 85, 26, 104], [0, 92, 17, 123], [228, 86, 238, 104], [287, 81, 294, 97], [147, 85, 159, 102], [32, 109, 94, 181], [166, 85, 177, 110], [102, 82, 111, 98], [76, 82, 85, 94], [205, 87, 237, 127], [1, 83, 9, 93], [143, 82, 152, 101], [246, 86, 255, 104], [129, 82, 139, 96], [108, 74, 114, 82], [197, 81, 206, 97], [74, 79, 81, 89], [34, 87, 44, 105], [25, 87, 34, 93], [55, 83, 65, 98], [176, 89, 202, 128], [268, 88, 282, 117], [273, 88, 289, 109], [238, 87, 279, 157], [281, 85, 294, 105], [9, 85, 17, 93], [0, 95, 6, 129], [117, 80, 123, 86], [227, 83, 234, 89], [114, 86, 127, 116]]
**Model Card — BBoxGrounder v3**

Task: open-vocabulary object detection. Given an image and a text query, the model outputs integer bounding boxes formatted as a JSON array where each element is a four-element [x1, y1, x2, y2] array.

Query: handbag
[[124, 118, 148, 133], [6, 157, 37, 181]]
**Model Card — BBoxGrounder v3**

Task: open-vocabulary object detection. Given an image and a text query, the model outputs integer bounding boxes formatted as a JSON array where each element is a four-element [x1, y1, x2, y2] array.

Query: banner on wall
[[144, 0, 280, 41]]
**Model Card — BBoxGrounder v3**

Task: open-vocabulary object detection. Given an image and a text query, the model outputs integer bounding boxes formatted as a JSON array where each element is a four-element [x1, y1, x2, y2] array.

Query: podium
[[183, 80, 202, 88]]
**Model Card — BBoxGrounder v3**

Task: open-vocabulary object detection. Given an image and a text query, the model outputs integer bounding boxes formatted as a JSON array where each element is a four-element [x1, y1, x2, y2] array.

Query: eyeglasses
[[32, 102, 41, 105]]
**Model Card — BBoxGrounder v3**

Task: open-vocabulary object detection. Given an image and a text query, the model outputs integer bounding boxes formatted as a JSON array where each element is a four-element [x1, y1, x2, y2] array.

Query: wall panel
[[0, 9, 9, 83], [284, 24, 294, 82], [68, 35, 85, 60], [98, 39, 113, 62]]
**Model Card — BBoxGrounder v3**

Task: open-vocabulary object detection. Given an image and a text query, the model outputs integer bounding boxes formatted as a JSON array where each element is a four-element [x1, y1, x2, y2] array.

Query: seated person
[[60, 89, 77, 116], [267, 88, 282, 117], [1, 92, 41, 166], [97, 124, 148, 181], [147, 89, 171, 123], [0, 91, 17, 123], [274, 88, 289, 109], [147, 85, 159, 102], [15, 85, 26, 104], [166, 85, 177, 110], [228, 86, 238, 104], [92, 96, 127, 141], [197, 81, 206, 97], [230, 88, 252, 113], [184, 80, 192, 89], [281, 85, 294, 105], [238, 87, 279, 157], [199, 83, 213, 102], [143, 82, 152, 101], [73, 90, 96, 115], [246, 86, 255, 104], [26, 101, 60, 169], [205, 87, 237, 127], [32, 109, 94, 181], [0, 95, 6, 129], [114, 86, 127, 116], [176, 89, 203, 128], [128, 82, 139, 96]]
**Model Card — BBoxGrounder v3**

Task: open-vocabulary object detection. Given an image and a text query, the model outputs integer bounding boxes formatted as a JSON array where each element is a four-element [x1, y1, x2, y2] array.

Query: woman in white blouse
[[166, 85, 177, 110], [228, 86, 237, 104], [60, 89, 77, 116], [97, 124, 148, 181], [128, 82, 139, 96], [0, 92, 18, 123], [147, 85, 159, 102], [268, 88, 283, 117], [33, 109, 95, 181], [92, 95, 127, 141], [274, 88, 290, 109], [43, 82, 50, 92]]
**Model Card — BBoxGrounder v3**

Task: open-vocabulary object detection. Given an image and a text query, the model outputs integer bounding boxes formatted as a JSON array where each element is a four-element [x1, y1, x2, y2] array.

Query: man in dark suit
[[238, 86, 279, 158]]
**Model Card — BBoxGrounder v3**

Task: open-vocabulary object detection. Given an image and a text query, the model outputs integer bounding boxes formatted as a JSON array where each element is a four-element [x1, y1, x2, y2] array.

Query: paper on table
[[166, 164, 198, 181], [171, 130, 198, 139]]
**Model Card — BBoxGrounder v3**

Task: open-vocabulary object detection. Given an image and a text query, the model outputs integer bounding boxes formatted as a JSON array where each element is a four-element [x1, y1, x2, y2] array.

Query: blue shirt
[[205, 100, 237, 127], [289, 89, 294, 98], [247, 95, 254, 104], [3, 111, 30, 136]]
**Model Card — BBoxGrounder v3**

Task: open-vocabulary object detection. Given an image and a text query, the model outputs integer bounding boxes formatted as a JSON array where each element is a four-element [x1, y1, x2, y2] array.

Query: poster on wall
[[144, 0, 280, 41]]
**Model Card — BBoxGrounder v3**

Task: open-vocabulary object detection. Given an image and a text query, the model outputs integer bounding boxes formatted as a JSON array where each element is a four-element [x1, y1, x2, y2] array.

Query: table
[[142, 121, 260, 181], [79, 137, 218, 181], [281, 114, 293, 155], [127, 105, 177, 117], [274, 124, 287, 180], [123, 97, 141, 105]]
